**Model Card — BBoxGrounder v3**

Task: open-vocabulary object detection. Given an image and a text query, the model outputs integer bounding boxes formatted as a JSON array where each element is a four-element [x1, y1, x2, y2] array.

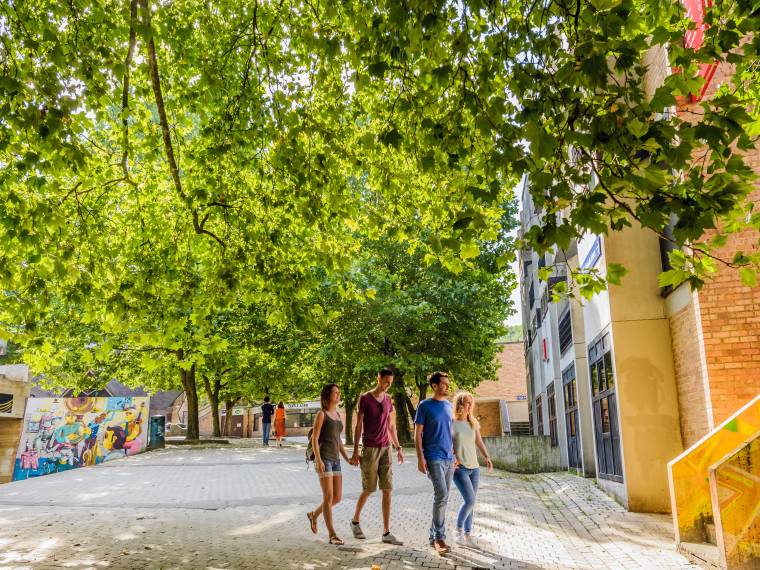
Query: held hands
[[349, 452, 360, 466]]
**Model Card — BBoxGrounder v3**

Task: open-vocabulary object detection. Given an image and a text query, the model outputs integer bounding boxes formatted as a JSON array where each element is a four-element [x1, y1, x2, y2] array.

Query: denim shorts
[[319, 458, 342, 478]]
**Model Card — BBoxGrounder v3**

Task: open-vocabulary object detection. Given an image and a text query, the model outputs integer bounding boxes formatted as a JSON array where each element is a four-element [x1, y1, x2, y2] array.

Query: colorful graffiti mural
[[12, 397, 150, 480]]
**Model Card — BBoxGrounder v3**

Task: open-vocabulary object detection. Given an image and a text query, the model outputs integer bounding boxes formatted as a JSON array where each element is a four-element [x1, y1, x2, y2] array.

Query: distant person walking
[[451, 391, 493, 548], [274, 402, 286, 447], [414, 371, 455, 556], [307, 384, 351, 545], [261, 397, 275, 446], [348, 368, 404, 545]]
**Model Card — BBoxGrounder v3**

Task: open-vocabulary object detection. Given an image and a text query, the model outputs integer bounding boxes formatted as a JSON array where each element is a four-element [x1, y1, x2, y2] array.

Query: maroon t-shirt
[[359, 392, 393, 448]]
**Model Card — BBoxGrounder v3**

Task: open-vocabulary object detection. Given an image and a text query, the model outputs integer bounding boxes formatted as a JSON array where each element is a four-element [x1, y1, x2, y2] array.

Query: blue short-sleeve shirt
[[414, 398, 454, 462]]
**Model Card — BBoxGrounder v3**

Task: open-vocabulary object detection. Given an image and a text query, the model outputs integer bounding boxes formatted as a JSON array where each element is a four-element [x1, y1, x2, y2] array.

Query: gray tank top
[[319, 412, 343, 462]]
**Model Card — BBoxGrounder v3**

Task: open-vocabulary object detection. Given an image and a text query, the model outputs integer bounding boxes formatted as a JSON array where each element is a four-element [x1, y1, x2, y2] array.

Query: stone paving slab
[[0, 446, 698, 569]]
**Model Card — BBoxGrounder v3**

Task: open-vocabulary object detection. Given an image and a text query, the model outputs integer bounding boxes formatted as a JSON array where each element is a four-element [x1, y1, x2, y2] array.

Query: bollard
[[149, 415, 166, 449]]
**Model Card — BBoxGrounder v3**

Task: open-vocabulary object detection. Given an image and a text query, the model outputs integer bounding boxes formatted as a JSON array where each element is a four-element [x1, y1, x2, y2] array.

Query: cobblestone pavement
[[0, 444, 697, 570]]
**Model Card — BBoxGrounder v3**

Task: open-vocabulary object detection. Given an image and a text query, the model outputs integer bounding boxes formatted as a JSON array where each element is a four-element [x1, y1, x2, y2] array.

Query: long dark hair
[[320, 383, 339, 410], [277, 402, 284, 409]]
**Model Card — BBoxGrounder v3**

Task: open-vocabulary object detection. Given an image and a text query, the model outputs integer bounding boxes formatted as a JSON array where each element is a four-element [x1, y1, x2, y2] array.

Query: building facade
[[519, 51, 760, 513]]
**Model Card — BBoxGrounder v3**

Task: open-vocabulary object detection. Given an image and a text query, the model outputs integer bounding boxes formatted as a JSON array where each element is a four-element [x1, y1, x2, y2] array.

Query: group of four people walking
[[305, 368, 493, 554]]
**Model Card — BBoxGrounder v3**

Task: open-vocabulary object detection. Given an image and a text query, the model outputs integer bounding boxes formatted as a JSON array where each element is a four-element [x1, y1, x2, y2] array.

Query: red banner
[[680, 0, 718, 102]]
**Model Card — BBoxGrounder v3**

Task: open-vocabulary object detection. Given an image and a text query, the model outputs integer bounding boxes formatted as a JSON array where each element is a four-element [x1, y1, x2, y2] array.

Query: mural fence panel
[[12, 396, 150, 480]]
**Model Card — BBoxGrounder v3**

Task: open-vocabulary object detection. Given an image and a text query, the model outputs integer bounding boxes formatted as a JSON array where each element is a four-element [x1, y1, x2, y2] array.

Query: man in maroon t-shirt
[[348, 368, 405, 544]]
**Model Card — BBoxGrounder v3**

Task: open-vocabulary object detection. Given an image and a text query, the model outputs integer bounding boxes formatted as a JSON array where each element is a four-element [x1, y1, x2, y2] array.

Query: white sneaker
[[454, 529, 465, 545], [464, 534, 479, 549]]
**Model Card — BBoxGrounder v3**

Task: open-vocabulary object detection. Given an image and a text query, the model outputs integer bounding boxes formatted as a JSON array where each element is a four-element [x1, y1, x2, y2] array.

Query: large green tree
[[2, 0, 758, 423]]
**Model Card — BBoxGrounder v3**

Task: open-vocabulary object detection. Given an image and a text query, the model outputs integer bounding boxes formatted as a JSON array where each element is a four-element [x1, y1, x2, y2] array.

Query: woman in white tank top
[[452, 391, 493, 548]]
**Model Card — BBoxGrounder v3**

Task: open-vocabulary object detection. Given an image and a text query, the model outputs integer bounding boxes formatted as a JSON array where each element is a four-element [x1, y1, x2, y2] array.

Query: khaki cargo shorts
[[360, 446, 392, 492]]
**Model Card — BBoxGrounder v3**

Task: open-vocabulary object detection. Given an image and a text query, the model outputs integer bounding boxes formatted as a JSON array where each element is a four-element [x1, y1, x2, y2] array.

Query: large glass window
[[562, 364, 581, 469], [589, 333, 623, 482], [535, 395, 544, 436], [548, 385, 558, 447]]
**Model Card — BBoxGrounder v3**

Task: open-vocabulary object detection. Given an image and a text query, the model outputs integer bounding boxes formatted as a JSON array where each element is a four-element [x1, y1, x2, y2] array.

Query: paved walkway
[[0, 445, 697, 569]]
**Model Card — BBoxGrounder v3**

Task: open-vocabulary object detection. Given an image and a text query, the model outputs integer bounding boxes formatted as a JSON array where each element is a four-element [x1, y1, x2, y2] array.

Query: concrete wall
[[0, 364, 31, 483], [0, 419, 24, 483], [0, 365, 31, 419], [606, 225, 684, 513], [483, 435, 563, 474]]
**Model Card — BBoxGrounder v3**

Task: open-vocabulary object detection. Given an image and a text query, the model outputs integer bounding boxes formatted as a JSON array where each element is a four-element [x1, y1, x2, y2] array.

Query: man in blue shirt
[[261, 397, 275, 446], [414, 371, 454, 555]]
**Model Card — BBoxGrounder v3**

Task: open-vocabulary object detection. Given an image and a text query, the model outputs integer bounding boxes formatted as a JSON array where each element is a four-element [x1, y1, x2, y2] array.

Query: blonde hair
[[453, 391, 479, 430]]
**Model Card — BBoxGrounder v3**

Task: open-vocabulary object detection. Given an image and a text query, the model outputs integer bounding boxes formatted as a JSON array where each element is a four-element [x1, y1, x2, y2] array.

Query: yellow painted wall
[[606, 224, 684, 513], [611, 320, 684, 512]]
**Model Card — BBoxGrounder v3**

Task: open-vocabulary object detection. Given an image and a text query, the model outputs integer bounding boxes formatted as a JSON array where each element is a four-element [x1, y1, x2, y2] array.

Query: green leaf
[[460, 242, 480, 259], [740, 267, 758, 288], [590, 0, 622, 10], [606, 263, 628, 286]]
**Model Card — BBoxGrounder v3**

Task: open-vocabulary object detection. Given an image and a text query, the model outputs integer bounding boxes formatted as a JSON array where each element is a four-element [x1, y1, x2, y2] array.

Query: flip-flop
[[329, 535, 345, 545], [307, 511, 318, 534]]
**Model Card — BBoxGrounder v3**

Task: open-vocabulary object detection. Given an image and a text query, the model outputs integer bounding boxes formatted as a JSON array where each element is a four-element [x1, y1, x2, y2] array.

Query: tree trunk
[[417, 383, 428, 406], [392, 371, 413, 445], [179, 357, 199, 440], [202, 375, 221, 438], [223, 399, 235, 436], [344, 397, 356, 446]]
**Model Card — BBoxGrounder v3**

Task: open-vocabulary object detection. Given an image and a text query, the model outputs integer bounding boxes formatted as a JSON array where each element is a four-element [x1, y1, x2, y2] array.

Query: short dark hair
[[378, 368, 394, 379], [263, 396, 270, 403], [428, 371, 449, 387], [320, 384, 339, 410]]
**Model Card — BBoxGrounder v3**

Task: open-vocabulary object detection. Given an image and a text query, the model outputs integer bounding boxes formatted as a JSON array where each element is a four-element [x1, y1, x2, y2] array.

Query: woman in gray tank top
[[307, 383, 351, 545]]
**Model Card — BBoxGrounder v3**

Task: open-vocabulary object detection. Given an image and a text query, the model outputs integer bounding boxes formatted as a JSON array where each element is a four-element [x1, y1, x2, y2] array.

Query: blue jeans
[[453, 466, 480, 533], [426, 459, 454, 542], [262, 422, 271, 446]]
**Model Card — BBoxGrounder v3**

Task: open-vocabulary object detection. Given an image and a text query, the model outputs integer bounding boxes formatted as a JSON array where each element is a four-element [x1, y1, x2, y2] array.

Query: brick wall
[[669, 299, 711, 447], [475, 341, 528, 400], [679, 59, 760, 428]]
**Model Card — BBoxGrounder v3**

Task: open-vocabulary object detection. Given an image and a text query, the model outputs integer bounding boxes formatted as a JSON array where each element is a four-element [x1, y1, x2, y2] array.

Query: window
[[540, 290, 549, 319], [547, 385, 558, 447], [529, 282, 535, 309], [535, 395, 544, 436], [558, 310, 573, 355], [528, 401, 534, 435], [588, 332, 623, 481], [0, 393, 12, 414], [285, 411, 318, 429], [562, 364, 581, 469]]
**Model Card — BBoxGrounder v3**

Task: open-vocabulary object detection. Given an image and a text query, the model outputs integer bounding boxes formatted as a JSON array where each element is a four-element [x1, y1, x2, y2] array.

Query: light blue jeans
[[262, 422, 272, 446], [453, 466, 480, 533], [427, 459, 454, 542]]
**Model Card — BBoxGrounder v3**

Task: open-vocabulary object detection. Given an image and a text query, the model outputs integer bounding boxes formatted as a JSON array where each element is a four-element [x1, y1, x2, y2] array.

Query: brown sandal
[[307, 511, 318, 534], [329, 535, 344, 545]]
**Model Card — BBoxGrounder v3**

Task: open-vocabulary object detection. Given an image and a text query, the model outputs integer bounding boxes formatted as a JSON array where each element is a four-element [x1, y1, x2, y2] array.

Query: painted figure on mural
[[120, 403, 145, 455], [51, 412, 87, 466], [12, 397, 151, 481]]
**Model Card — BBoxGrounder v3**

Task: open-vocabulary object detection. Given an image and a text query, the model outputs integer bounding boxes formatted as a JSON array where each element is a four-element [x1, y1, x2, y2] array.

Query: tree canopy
[[1, 0, 758, 435]]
